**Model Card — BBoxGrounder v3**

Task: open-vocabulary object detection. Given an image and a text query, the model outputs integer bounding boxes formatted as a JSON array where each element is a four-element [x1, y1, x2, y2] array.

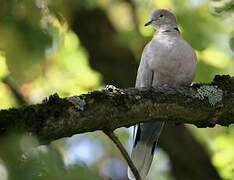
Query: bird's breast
[[148, 38, 196, 87]]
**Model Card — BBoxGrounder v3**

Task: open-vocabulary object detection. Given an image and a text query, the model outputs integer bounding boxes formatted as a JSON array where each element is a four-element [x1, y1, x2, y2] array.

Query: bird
[[128, 9, 197, 180]]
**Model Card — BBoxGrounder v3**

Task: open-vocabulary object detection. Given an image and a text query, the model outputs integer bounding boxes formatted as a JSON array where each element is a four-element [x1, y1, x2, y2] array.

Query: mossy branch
[[0, 75, 233, 144]]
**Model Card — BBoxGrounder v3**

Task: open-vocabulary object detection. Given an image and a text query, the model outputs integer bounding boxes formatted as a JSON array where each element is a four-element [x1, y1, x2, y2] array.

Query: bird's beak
[[144, 20, 153, 26]]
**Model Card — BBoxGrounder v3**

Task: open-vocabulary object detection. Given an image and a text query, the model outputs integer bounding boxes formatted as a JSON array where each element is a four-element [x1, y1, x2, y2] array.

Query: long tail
[[128, 122, 164, 180]]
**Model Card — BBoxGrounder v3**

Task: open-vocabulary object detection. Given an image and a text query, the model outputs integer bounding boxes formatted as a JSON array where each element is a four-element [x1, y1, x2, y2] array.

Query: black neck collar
[[162, 27, 180, 33], [174, 27, 180, 32]]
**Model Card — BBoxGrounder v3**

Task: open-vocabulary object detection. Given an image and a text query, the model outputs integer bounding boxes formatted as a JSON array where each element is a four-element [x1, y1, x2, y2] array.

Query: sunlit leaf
[[0, 55, 9, 79]]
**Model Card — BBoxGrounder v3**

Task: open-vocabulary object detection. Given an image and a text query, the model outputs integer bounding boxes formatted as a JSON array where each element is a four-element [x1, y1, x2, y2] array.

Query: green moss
[[212, 75, 234, 91]]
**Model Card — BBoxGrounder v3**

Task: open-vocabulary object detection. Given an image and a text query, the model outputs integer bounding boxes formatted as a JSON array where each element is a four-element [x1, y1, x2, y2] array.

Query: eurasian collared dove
[[128, 9, 197, 180]]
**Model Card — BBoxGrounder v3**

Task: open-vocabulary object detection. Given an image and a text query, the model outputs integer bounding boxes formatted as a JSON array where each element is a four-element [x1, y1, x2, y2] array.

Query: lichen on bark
[[194, 85, 223, 106]]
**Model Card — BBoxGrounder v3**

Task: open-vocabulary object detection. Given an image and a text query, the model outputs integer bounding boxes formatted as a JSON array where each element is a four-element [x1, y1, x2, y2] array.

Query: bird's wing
[[128, 41, 165, 180], [133, 42, 153, 141], [135, 42, 153, 88]]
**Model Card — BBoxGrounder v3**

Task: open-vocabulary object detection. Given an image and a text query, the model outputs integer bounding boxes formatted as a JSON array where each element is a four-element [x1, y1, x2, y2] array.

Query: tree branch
[[0, 75, 233, 144], [103, 129, 142, 180]]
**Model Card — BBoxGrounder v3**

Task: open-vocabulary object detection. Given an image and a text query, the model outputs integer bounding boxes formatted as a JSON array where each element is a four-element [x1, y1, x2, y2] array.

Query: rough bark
[[0, 75, 233, 145]]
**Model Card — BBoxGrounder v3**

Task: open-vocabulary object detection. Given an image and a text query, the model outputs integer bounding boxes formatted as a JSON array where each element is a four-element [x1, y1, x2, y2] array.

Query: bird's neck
[[157, 25, 180, 34]]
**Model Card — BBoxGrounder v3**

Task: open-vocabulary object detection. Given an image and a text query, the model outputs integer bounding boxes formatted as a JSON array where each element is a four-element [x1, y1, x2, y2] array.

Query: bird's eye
[[159, 14, 163, 17]]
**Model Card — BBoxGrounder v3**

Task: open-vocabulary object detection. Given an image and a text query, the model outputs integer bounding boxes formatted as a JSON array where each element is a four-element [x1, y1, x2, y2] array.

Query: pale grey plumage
[[128, 9, 197, 180]]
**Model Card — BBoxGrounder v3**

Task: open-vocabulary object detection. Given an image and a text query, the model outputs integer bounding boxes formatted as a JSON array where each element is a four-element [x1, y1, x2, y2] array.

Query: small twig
[[103, 129, 142, 180]]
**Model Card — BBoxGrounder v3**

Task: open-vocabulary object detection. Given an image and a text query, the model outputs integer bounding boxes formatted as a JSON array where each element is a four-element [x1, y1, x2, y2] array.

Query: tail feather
[[128, 122, 164, 180]]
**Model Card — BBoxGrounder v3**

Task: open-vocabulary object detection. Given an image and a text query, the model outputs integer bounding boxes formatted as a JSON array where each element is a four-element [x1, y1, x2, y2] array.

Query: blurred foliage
[[210, 0, 234, 14], [212, 125, 234, 179], [0, 0, 52, 83], [0, 134, 101, 180], [0, 0, 233, 180]]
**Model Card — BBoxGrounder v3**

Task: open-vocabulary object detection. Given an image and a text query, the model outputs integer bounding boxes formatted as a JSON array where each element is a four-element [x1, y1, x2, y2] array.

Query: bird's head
[[145, 9, 177, 30]]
